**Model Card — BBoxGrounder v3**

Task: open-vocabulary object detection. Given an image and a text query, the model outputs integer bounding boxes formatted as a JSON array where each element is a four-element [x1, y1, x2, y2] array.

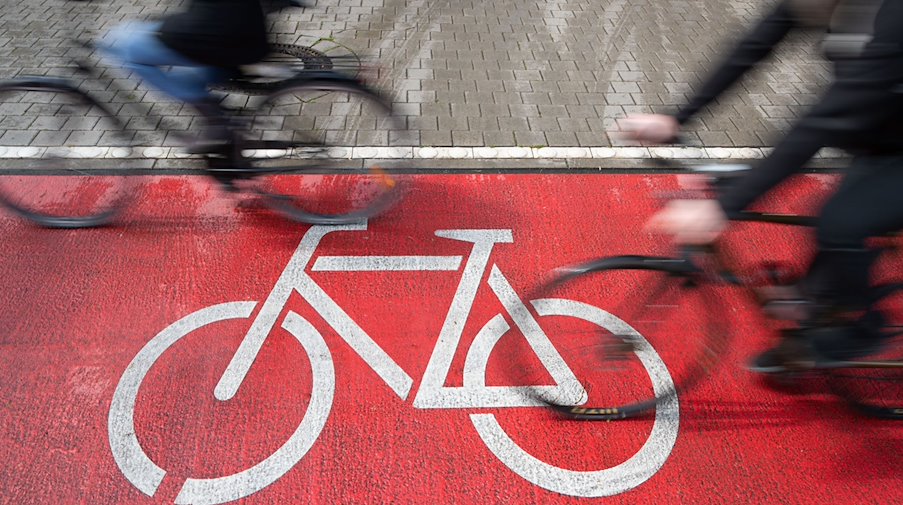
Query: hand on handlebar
[[615, 114, 680, 145], [645, 199, 728, 245], [616, 114, 728, 243]]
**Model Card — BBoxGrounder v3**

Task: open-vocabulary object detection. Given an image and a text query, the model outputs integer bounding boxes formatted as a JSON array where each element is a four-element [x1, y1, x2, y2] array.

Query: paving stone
[[0, 0, 837, 150], [467, 116, 500, 131], [545, 131, 578, 145], [490, 91, 523, 104], [31, 130, 69, 146], [451, 130, 483, 146], [421, 130, 451, 146], [697, 130, 732, 145], [408, 116, 438, 130], [513, 130, 547, 146], [482, 130, 515, 146], [65, 130, 103, 146]]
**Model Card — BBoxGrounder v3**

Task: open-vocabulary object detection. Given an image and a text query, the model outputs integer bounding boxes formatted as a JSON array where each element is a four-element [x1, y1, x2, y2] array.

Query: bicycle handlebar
[[645, 142, 818, 224]]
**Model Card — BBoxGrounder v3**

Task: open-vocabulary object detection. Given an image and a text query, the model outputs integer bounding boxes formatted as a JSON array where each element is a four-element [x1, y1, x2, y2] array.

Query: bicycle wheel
[[829, 283, 903, 420], [513, 256, 728, 420], [240, 78, 408, 225], [0, 80, 131, 227]]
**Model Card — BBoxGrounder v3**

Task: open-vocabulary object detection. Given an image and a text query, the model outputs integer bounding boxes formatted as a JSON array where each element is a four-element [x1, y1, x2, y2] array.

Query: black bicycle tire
[[828, 282, 903, 420], [524, 255, 728, 421], [0, 80, 130, 228], [241, 78, 407, 225]]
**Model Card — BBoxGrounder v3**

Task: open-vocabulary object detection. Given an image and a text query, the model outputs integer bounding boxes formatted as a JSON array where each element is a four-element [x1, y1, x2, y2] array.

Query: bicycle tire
[[0, 79, 131, 228], [516, 255, 729, 420], [236, 77, 409, 225], [828, 283, 903, 420]]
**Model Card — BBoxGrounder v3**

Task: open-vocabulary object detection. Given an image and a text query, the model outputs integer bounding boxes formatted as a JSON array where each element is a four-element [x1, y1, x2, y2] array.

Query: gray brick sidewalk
[[0, 0, 831, 153]]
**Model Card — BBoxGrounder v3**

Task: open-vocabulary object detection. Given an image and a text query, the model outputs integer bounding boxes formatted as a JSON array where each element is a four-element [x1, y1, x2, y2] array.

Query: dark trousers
[[806, 154, 903, 309]]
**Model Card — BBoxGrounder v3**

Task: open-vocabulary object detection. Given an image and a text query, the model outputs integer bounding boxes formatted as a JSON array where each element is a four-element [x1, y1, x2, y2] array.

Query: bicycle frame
[[678, 210, 816, 286], [214, 221, 585, 408]]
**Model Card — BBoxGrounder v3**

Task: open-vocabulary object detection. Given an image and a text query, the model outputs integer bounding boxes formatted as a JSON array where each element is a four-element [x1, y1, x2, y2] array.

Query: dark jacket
[[158, 0, 268, 68], [674, 0, 903, 214]]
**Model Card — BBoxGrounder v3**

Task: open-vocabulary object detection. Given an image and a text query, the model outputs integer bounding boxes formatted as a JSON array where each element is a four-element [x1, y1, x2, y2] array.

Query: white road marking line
[[0, 146, 849, 160]]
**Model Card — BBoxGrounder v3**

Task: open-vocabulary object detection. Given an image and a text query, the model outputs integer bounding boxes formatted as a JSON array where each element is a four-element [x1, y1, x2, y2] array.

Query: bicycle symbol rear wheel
[[522, 256, 727, 420], [108, 302, 335, 504], [467, 296, 681, 497]]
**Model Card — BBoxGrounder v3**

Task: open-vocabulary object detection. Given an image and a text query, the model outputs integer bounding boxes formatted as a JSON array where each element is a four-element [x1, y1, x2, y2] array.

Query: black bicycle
[[513, 163, 903, 421], [0, 0, 405, 228]]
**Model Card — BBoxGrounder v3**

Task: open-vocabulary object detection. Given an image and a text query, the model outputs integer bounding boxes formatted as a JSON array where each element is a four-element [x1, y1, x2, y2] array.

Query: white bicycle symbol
[[108, 223, 679, 504]]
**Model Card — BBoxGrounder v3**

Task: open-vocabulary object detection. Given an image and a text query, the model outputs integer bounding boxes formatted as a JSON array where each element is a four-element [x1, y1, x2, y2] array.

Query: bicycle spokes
[[525, 258, 727, 419], [244, 81, 408, 224]]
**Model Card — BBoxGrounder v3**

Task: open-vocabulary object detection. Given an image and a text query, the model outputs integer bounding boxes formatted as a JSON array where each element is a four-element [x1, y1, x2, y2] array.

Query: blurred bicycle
[[0, 0, 407, 227], [521, 162, 903, 421]]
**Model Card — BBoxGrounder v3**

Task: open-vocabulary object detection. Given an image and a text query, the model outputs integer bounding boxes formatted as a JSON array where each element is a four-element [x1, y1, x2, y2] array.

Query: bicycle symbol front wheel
[[525, 256, 727, 420], [108, 301, 335, 505], [466, 297, 680, 497]]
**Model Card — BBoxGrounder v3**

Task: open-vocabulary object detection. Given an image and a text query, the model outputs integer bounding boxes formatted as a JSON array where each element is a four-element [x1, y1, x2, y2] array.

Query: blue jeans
[[100, 21, 225, 103]]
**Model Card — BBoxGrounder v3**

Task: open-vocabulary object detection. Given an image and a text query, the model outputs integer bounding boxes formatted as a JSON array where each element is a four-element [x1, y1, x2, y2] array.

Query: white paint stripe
[[108, 301, 258, 498], [470, 297, 680, 498], [0, 146, 849, 160], [312, 255, 462, 272], [175, 312, 335, 505]]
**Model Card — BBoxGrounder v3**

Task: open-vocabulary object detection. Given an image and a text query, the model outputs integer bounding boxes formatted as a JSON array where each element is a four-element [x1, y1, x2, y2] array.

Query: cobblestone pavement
[[0, 0, 832, 152]]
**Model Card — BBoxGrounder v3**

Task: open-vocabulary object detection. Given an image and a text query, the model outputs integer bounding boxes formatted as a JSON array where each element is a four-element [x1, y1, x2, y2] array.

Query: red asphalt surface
[[0, 173, 900, 504]]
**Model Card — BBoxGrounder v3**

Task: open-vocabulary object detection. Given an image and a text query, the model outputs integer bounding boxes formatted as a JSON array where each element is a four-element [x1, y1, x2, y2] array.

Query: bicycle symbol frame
[[108, 222, 679, 504]]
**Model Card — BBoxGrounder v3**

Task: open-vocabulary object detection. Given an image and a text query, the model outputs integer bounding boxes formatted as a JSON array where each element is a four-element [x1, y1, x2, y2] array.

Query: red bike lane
[[0, 173, 899, 504]]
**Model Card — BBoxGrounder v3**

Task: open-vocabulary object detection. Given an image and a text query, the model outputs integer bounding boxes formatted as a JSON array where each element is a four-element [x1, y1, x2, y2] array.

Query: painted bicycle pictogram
[[108, 222, 679, 504]]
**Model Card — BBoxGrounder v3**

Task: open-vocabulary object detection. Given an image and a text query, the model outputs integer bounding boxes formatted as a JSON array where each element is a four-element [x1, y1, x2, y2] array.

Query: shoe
[[809, 311, 889, 361], [748, 347, 791, 374], [747, 333, 815, 374]]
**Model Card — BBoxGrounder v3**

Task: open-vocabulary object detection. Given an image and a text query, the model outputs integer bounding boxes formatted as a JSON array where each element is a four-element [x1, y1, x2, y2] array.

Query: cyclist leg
[[100, 21, 225, 103], [749, 153, 903, 370], [805, 153, 903, 358], [99, 21, 231, 151]]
